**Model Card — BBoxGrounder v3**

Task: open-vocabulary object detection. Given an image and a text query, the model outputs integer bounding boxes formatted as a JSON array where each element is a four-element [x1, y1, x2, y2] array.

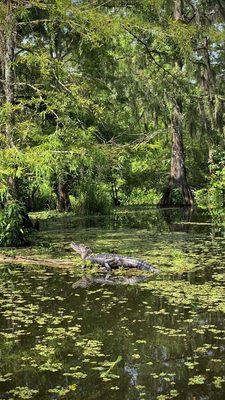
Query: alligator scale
[[70, 243, 160, 273]]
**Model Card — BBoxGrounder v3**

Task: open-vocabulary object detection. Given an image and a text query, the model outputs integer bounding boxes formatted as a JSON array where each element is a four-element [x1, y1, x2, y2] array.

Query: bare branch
[[17, 19, 51, 26], [52, 70, 72, 94], [15, 82, 42, 94], [15, 46, 35, 56]]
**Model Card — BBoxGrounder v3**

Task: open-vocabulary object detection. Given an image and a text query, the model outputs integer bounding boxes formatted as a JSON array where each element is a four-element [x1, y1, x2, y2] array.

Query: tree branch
[[17, 19, 51, 26], [15, 46, 35, 56], [122, 25, 179, 85], [15, 82, 42, 94], [216, 0, 225, 20], [52, 70, 72, 94]]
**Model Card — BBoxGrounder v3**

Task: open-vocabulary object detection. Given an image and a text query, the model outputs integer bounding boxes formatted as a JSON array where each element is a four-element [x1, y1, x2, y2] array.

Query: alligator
[[70, 242, 160, 273]]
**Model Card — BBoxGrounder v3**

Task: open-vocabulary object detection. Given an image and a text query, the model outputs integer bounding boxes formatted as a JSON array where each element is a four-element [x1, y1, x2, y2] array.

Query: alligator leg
[[103, 257, 119, 271], [104, 262, 112, 272], [106, 256, 121, 271], [105, 272, 111, 280]]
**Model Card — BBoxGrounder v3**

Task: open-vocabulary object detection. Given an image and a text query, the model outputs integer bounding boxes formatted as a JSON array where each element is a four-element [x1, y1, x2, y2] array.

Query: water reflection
[[39, 206, 225, 238]]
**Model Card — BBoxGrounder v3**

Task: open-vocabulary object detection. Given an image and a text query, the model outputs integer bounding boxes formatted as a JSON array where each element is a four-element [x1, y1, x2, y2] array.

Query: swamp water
[[0, 207, 225, 400]]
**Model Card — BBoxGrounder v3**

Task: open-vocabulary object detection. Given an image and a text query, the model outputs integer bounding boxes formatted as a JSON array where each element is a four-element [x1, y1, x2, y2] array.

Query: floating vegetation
[[8, 386, 39, 400], [140, 280, 225, 313], [48, 385, 77, 396], [188, 375, 206, 385]]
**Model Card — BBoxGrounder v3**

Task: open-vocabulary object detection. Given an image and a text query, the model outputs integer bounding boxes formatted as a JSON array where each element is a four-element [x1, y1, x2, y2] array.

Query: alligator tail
[[137, 260, 160, 273]]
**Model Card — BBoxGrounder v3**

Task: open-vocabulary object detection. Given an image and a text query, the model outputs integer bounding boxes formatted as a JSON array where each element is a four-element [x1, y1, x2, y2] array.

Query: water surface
[[0, 207, 225, 400]]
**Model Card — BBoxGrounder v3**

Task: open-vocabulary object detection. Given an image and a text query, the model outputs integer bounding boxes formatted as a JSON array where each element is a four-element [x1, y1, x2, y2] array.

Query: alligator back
[[88, 253, 158, 272]]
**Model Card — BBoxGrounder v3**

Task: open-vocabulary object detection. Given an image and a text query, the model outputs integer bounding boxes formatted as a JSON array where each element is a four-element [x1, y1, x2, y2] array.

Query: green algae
[[141, 280, 225, 311]]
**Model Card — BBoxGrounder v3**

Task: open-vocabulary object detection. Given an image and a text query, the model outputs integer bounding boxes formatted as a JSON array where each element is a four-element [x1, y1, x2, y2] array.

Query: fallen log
[[70, 242, 160, 273], [0, 254, 74, 268]]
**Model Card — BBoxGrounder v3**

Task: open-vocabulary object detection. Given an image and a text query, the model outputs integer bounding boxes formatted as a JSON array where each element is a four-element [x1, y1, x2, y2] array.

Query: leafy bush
[[195, 188, 208, 209], [0, 202, 29, 246], [208, 168, 225, 209], [196, 151, 225, 210], [76, 182, 112, 215], [170, 188, 185, 206], [127, 188, 160, 205]]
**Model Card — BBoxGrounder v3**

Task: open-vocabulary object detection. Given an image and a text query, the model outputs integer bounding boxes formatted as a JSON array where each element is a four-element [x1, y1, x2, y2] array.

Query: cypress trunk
[[160, 100, 194, 206], [159, 0, 194, 207], [56, 178, 71, 212]]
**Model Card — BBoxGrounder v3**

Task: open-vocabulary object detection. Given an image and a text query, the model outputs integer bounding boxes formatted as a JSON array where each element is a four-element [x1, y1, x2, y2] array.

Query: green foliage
[[0, 0, 225, 218], [126, 188, 160, 205], [76, 181, 112, 215], [195, 188, 208, 209], [196, 151, 225, 210], [170, 188, 184, 207], [0, 202, 28, 247]]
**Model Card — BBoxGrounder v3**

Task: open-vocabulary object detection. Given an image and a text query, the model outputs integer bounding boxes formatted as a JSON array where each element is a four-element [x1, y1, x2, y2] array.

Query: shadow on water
[[0, 207, 225, 399]]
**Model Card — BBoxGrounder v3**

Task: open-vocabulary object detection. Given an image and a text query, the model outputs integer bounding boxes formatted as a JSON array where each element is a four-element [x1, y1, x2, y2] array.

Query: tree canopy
[[0, 0, 225, 215]]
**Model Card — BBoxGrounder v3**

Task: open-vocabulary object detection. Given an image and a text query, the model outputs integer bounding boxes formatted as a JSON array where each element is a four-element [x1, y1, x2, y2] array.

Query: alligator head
[[70, 242, 93, 260]]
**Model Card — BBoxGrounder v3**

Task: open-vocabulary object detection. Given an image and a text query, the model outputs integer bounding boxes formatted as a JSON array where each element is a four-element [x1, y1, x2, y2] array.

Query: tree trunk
[[216, 0, 225, 20], [0, 1, 19, 200], [174, 0, 183, 20], [56, 178, 71, 212], [159, 0, 194, 207], [111, 184, 121, 206], [1, 0, 15, 148], [160, 100, 194, 206]]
